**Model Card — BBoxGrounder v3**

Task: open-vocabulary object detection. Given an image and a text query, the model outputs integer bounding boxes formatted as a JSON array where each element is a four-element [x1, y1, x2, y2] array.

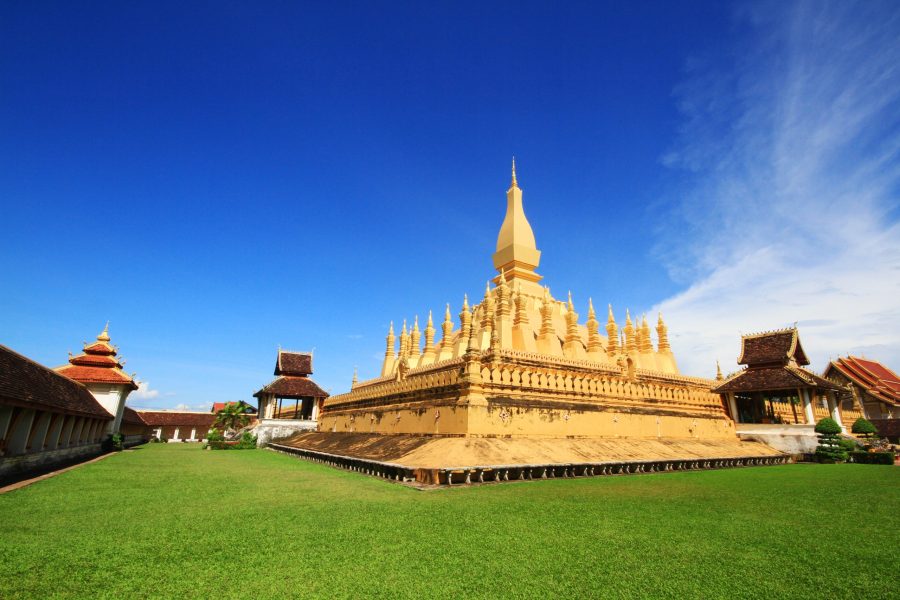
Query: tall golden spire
[[98, 321, 111, 342], [586, 298, 601, 354], [539, 287, 555, 336], [640, 314, 653, 353], [493, 158, 541, 288], [441, 304, 453, 344], [459, 294, 472, 340], [385, 321, 396, 359], [624, 309, 636, 354], [410, 315, 421, 357], [656, 312, 671, 353], [606, 304, 618, 356], [565, 292, 579, 344], [423, 310, 436, 358], [399, 319, 409, 356]]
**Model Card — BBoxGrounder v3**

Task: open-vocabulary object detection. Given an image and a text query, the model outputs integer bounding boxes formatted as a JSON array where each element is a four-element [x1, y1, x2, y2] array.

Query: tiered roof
[[714, 327, 842, 393], [55, 324, 138, 390], [0, 344, 112, 419], [254, 350, 328, 400], [826, 356, 900, 407]]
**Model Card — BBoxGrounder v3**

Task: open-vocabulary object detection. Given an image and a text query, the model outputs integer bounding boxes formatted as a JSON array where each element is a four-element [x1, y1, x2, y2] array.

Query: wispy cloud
[[655, 1, 900, 377], [130, 381, 160, 400]]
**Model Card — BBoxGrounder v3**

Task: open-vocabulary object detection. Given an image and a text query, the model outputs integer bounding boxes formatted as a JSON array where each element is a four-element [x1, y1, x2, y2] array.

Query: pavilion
[[254, 350, 329, 421]]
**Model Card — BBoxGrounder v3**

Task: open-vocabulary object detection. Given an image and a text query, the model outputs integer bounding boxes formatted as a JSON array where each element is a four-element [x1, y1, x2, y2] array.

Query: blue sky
[[2, 1, 898, 409]]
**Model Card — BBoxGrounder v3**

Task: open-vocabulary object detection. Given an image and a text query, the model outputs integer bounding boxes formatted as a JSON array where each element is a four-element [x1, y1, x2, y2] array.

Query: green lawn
[[1, 444, 897, 599]]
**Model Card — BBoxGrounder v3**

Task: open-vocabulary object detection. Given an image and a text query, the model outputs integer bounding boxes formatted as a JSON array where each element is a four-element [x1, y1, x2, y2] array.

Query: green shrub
[[207, 432, 257, 450], [837, 438, 860, 453], [815, 418, 847, 463], [848, 451, 895, 465], [207, 428, 225, 442], [851, 418, 877, 437], [102, 432, 124, 452]]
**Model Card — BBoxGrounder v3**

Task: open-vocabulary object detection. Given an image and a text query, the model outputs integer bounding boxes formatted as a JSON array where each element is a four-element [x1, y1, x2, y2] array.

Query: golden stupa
[[278, 162, 782, 483]]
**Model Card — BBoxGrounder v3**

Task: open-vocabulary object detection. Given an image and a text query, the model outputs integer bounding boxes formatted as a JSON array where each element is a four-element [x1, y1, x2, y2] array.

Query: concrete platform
[[274, 432, 785, 484]]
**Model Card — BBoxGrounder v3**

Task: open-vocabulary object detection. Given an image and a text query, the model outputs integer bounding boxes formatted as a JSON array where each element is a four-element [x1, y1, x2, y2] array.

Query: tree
[[814, 417, 846, 463], [851, 417, 877, 439], [214, 402, 251, 435]]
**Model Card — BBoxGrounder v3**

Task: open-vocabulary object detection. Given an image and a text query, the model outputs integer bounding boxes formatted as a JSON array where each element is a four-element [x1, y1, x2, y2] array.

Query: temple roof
[[713, 365, 843, 394], [826, 356, 900, 406], [121, 406, 147, 426], [55, 324, 138, 391], [275, 351, 313, 376], [738, 328, 809, 366], [0, 344, 113, 419], [254, 376, 328, 399]]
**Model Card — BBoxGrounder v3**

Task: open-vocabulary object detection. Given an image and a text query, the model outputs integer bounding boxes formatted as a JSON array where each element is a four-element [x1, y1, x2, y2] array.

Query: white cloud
[[130, 381, 160, 400], [655, 1, 900, 378]]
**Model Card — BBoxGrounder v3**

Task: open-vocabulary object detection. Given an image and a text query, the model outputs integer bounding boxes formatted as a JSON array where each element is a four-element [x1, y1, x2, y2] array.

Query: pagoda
[[279, 162, 781, 481], [55, 323, 138, 433]]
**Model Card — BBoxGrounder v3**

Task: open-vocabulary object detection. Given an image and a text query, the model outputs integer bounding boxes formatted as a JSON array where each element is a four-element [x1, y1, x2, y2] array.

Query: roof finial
[[716, 360, 723, 381], [511, 156, 517, 188], [98, 321, 110, 342]]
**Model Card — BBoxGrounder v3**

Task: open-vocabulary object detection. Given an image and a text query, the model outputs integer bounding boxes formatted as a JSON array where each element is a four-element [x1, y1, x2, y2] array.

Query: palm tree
[[214, 402, 251, 435]]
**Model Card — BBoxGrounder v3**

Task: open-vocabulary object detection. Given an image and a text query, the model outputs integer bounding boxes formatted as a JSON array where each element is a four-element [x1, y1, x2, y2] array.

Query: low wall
[[255, 418, 318, 446], [736, 424, 819, 454], [0, 443, 103, 484]]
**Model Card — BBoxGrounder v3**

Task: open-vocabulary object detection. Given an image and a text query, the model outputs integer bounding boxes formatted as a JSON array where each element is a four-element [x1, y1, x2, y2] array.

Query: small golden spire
[[716, 360, 723, 381], [352, 366, 358, 386], [511, 156, 517, 188], [98, 321, 110, 342], [587, 297, 596, 320]]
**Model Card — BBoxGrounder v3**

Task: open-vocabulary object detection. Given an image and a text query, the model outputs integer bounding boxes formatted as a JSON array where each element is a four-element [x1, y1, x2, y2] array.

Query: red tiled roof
[[83, 342, 116, 355], [737, 328, 809, 366], [0, 344, 113, 419], [254, 375, 328, 399], [827, 356, 900, 406], [275, 351, 313, 376], [121, 406, 148, 426], [70, 354, 120, 367], [56, 365, 139, 389], [136, 411, 218, 428]]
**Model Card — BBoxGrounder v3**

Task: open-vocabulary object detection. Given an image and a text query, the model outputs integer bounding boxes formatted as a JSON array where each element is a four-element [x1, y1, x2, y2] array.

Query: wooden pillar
[[800, 388, 815, 424], [827, 391, 845, 431]]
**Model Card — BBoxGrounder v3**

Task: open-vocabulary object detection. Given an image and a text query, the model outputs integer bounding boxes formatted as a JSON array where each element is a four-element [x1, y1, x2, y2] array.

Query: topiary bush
[[814, 418, 847, 463], [851, 417, 877, 438], [837, 437, 860, 453]]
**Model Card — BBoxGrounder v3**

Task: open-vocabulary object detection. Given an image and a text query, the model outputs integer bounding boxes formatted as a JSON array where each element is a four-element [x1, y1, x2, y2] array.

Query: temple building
[[55, 324, 138, 434], [712, 328, 850, 427], [824, 356, 900, 420], [0, 326, 137, 482], [275, 163, 784, 483], [252, 350, 329, 445]]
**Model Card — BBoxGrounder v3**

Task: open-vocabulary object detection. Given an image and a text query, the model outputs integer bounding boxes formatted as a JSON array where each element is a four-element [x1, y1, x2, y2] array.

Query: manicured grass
[[1, 445, 897, 599]]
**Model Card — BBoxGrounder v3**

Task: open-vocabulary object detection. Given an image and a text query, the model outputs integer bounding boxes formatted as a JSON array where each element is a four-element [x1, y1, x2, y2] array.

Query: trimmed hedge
[[848, 451, 895, 465]]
